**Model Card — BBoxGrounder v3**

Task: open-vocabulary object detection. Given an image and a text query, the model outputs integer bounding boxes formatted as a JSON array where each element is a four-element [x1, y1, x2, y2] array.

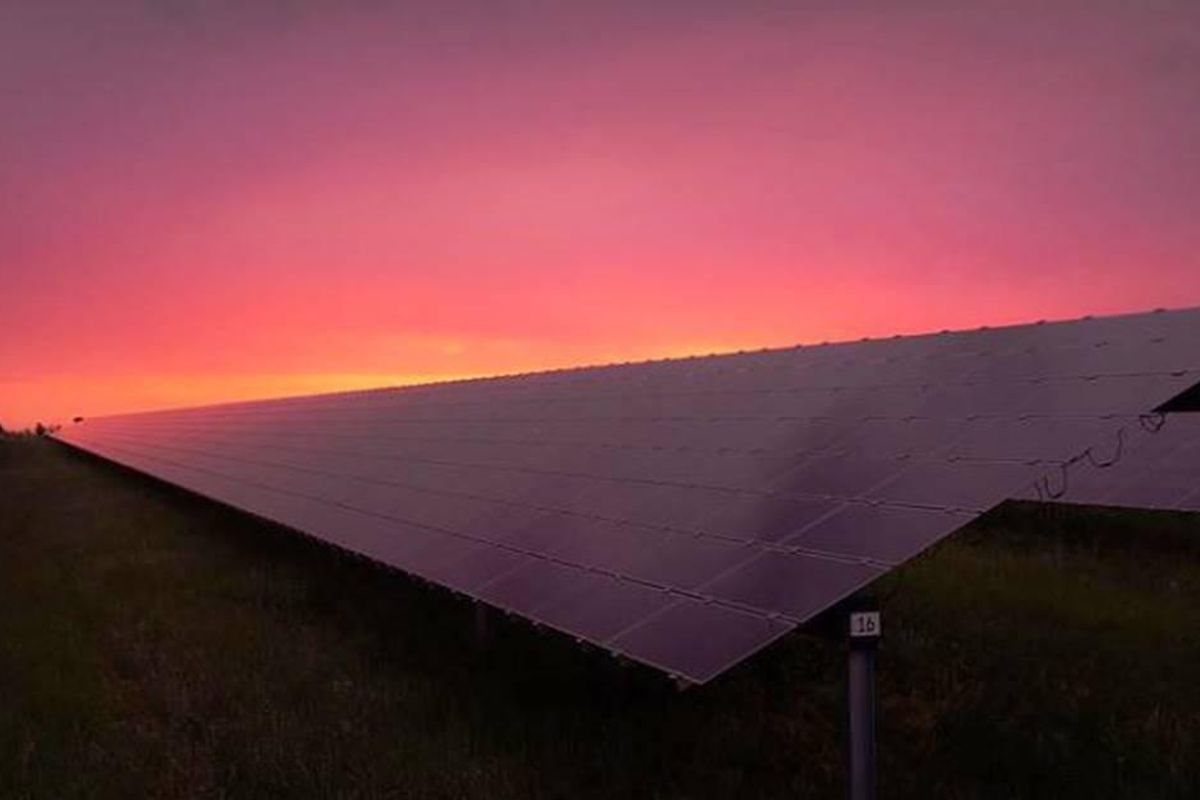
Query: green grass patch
[[1, 438, 1197, 798]]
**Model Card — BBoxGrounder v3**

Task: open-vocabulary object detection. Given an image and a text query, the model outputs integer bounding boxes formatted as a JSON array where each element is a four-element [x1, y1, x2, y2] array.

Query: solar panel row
[[55, 308, 1200, 682]]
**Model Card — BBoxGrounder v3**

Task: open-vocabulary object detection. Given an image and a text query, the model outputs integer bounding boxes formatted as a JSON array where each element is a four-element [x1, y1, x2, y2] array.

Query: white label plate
[[849, 611, 881, 638]]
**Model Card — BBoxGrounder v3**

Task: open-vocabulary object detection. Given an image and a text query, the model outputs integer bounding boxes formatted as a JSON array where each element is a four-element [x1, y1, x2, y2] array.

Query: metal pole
[[847, 609, 880, 800]]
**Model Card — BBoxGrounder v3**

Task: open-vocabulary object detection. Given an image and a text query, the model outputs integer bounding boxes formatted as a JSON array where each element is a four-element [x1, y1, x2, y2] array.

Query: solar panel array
[[55, 308, 1200, 683]]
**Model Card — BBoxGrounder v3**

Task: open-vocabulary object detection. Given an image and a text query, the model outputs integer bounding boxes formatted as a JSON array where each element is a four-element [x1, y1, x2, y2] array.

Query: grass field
[[2, 436, 1198, 799]]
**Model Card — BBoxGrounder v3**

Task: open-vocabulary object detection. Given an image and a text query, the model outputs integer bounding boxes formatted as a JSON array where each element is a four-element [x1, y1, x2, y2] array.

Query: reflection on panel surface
[[56, 308, 1200, 683]]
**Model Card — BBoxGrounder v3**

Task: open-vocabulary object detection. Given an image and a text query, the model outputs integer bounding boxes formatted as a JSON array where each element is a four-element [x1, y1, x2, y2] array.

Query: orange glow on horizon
[[2, 339, 772, 429]]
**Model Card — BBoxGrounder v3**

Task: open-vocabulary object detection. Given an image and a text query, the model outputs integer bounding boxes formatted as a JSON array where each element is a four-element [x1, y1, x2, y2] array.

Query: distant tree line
[[0, 421, 61, 438]]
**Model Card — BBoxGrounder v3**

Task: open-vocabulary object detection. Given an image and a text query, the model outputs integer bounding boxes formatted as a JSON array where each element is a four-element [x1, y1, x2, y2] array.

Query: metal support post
[[847, 607, 880, 800]]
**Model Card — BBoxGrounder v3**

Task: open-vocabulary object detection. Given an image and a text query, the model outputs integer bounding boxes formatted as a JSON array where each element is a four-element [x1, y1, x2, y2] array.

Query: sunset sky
[[3, 0, 1199, 429]]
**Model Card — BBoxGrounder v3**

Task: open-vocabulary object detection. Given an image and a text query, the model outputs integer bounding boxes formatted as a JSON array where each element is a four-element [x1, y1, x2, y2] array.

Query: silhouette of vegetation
[[0, 424, 42, 439], [1, 438, 1198, 799]]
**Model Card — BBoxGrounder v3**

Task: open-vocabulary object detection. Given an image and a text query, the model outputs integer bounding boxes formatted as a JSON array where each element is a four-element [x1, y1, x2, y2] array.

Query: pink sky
[[3, 0, 1199, 429]]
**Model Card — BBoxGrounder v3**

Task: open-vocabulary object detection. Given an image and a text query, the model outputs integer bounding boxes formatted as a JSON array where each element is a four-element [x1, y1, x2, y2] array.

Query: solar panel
[[55, 307, 1200, 683], [1047, 413, 1200, 511]]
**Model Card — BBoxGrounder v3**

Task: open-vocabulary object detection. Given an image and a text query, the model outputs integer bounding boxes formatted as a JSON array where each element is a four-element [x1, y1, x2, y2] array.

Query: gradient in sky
[[3, 0, 1199, 429]]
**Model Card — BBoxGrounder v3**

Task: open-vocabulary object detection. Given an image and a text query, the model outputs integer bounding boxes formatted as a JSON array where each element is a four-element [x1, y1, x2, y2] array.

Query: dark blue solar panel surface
[[55, 307, 1200, 683]]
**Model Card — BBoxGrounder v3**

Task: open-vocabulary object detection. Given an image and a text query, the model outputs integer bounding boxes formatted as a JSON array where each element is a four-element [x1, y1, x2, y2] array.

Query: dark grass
[[1, 437, 1198, 799]]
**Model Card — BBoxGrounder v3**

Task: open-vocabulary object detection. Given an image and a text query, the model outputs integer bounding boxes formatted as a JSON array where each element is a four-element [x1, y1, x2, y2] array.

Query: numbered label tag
[[849, 611, 881, 639]]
